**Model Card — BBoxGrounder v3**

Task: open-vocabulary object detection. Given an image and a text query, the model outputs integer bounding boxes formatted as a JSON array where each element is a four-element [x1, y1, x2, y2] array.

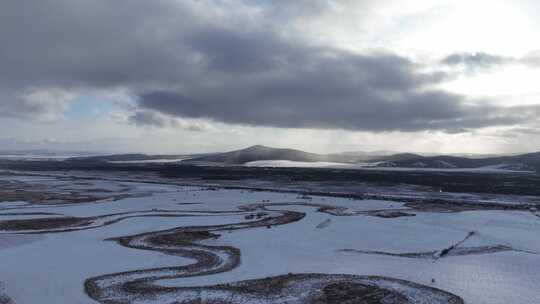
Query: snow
[[0, 176, 539, 303], [246, 160, 367, 168], [108, 158, 190, 164], [246, 160, 535, 173], [167, 206, 540, 304]]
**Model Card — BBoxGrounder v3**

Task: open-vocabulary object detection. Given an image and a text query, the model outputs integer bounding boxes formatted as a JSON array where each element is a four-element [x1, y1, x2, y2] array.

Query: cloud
[[0, 88, 75, 122], [441, 52, 540, 72], [136, 32, 533, 132], [442, 52, 511, 69], [1, 0, 538, 133], [128, 110, 211, 132], [139, 89, 539, 133]]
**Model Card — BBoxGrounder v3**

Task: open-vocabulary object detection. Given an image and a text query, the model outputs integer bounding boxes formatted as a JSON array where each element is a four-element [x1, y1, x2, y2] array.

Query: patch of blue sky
[[65, 94, 133, 120]]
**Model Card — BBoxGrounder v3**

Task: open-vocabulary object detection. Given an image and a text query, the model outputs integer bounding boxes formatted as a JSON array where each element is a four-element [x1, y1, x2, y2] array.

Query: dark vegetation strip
[[2, 160, 540, 196]]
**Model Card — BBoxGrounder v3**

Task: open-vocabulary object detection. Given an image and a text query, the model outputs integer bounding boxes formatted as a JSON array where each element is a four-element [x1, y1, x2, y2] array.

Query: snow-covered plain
[[246, 160, 535, 173], [0, 174, 539, 303], [108, 158, 191, 164]]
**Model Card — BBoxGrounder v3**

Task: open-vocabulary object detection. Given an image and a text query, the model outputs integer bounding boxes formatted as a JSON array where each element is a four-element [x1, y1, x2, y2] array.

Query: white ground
[[246, 160, 535, 173], [0, 176, 539, 303], [108, 158, 191, 164]]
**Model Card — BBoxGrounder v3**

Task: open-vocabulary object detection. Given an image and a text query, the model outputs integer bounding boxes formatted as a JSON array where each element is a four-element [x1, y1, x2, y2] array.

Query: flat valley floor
[[0, 172, 539, 304]]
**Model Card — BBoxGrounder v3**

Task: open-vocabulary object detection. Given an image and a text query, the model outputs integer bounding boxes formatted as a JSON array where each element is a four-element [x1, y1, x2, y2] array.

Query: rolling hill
[[186, 145, 329, 164], [62, 145, 540, 172]]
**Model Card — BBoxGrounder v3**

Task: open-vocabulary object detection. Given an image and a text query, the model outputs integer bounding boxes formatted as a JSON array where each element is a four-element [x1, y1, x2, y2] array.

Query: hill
[[62, 146, 540, 172], [187, 145, 329, 164], [383, 153, 540, 171]]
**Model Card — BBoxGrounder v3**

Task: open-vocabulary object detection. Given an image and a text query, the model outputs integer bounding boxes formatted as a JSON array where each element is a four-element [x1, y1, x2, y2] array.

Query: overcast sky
[[3, 0, 540, 154]]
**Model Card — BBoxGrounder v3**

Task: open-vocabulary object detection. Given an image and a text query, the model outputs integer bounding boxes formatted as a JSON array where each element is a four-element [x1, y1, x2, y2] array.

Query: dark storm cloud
[[128, 110, 173, 128], [138, 87, 535, 133], [0, 0, 201, 89], [1, 0, 538, 132]]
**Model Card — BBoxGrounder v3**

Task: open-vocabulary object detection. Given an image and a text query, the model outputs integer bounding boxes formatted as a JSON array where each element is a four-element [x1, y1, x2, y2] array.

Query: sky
[[2, 0, 540, 154]]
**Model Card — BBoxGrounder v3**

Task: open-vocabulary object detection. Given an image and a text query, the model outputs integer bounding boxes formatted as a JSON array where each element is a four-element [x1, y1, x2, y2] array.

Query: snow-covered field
[[246, 160, 535, 173], [108, 158, 191, 164], [0, 174, 539, 303]]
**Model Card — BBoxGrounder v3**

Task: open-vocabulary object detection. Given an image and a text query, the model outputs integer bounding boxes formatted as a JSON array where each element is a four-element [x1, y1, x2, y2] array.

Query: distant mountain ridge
[[386, 152, 540, 170], [177, 146, 540, 171], [63, 145, 540, 172]]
